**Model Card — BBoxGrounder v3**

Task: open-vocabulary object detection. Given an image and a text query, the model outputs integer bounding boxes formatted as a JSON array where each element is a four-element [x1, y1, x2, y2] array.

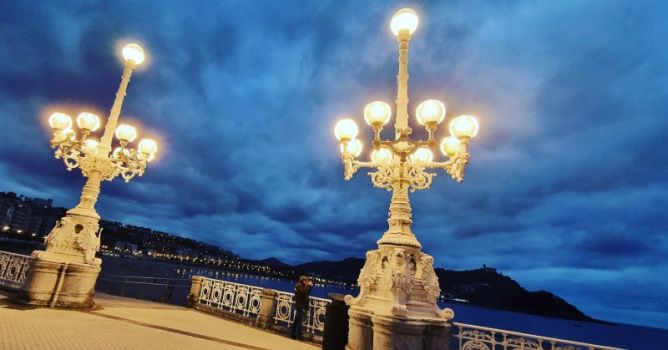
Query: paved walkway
[[0, 291, 317, 350]]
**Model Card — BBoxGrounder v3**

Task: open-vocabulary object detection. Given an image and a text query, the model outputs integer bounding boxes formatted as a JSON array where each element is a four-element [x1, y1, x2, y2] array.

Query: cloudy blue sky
[[1, 0, 666, 329]]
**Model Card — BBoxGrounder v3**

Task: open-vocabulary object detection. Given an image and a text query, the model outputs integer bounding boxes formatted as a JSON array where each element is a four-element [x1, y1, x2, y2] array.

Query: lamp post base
[[346, 307, 452, 350], [14, 257, 101, 308], [344, 244, 454, 350]]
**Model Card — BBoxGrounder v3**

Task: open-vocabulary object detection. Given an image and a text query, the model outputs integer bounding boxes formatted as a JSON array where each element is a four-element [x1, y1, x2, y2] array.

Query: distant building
[[0, 192, 65, 239]]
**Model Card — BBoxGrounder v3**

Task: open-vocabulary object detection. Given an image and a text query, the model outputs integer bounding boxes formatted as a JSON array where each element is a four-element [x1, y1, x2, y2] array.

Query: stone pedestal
[[372, 315, 425, 350], [346, 307, 374, 350], [255, 289, 278, 329], [187, 275, 203, 307], [15, 258, 101, 308], [344, 244, 455, 350]]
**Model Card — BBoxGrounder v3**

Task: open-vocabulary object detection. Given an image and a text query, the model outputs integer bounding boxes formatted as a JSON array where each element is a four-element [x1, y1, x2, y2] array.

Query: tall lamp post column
[[334, 9, 480, 350], [17, 43, 159, 308]]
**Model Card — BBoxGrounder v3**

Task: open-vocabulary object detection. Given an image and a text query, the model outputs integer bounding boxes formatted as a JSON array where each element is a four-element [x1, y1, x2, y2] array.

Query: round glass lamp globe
[[416, 99, 446, 126], [334, 118, 359, 141], [372, 147, 393, 163], [449, 115, 479, 138], [340, 138, 363, 157], [440, 136, 461, 156], [76, 112, 101, 131], [115, 124, 138, 142], [364, 101, 392, 126], [138, 139, 158, 156], [48, 112, 72, 130], [410, 147, 434, 163], [82, 139, 99, 155], [53, 128, 75, 142], [113, 147, 130, 158], [390, 8, 419, 36], [122, 43, 145, 65]]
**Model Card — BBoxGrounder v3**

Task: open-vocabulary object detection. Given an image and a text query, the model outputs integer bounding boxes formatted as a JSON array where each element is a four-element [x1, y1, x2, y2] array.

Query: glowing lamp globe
[[449, 115, 479, 138], [340, 138, 363, 157], [371, 147, 393, 163], [390, 8, 419, 36], [115, 124, 138, 142], [112, 147, 130, 158], [416, 99, 446, 126], [76, 112, 101, 131], [122, 43, 146, 65], [410, 147, 434, 163], [440, 136, 462, 157], [364, 101, 392, 127], [334, 118, 359, 141], [82, 139, 100, 155], [138, 139, 158, 160], [53, 128, 75, 142], [48, 112, 72, 130]]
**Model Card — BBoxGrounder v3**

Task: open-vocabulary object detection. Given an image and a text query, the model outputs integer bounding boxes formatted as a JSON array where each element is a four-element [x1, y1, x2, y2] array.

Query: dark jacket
[[294, 282, 312, 311]]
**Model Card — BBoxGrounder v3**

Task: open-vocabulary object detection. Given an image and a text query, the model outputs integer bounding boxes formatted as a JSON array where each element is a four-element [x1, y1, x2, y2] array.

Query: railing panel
[[199, 277, 263, 317], [0, 250, 32, 290], [453, 322, 625, 350], [274, 290, 329, 336]]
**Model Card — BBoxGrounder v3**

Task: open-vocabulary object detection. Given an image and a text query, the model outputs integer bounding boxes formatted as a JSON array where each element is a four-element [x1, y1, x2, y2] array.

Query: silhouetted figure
[[290, 275, 313, 340]]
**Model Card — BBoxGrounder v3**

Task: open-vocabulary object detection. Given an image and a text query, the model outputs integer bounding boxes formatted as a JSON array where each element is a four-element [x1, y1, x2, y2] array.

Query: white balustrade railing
[[453, 322, 625, 350], [198, 277, 263, 317], [274, 290, 329, 335], [0, 250, 32, 290]]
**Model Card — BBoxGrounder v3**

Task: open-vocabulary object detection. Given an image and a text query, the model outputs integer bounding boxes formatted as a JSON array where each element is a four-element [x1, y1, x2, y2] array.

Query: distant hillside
[[285, 257, 592, 322], [261, 257, 291, 269]]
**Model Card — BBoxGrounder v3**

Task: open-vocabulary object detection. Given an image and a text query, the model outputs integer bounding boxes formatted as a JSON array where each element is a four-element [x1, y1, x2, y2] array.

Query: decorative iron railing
[[453, 322, 625, 350], [0, 250, 32, 290], [274, 290, 329, 335], [198, 277, 264, 318]]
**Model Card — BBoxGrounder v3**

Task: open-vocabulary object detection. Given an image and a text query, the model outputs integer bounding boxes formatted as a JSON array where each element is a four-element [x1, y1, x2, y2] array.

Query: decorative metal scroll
[[274, 290, 329, 335], [0, 251, 32, 290], [453, 322, 625, 350], [198, 277, 263, 317]]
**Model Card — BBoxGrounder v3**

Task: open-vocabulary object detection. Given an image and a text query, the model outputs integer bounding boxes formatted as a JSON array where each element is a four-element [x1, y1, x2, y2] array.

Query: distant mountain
[[295, 257, 364, 280], [261, 257, 291, 269], [290, 257, 592, 322]]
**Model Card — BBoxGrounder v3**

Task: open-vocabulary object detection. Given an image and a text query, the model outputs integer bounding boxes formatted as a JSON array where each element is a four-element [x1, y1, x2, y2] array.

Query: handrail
[[0, 250, 33, 290], [453, 322, 625, 350], [99, 273, 190, 281]]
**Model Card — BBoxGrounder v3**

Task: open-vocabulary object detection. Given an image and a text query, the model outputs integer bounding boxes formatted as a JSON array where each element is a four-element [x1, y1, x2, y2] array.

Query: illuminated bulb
[[112, 147, 130, 158], [82, 139, 99, 155], [340, 138, 363, 157], [48, 112, 72, 130], [122, 43, 145, 65], [115, 124, 137, 142], [440, 136, 462, 157], [76, 112, 101, 131], [53, 128, 75, 142], [371, 147, 393, 163], [390, 8, 419, 36], [410, 147, 434, 163], [364, 101, 392, 127], [416, 99, 446, 126], [449, 115, 480, 138], [334, 118, 359, 141], [138, 139, 158, 161]]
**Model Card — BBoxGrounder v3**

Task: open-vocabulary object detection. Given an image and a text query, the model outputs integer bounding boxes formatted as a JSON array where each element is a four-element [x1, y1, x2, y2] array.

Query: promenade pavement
[[0, 290, 317, 350]]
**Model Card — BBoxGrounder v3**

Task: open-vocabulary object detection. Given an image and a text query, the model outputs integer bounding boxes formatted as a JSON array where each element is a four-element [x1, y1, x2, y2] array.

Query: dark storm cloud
[[1, 0, 667, 328]]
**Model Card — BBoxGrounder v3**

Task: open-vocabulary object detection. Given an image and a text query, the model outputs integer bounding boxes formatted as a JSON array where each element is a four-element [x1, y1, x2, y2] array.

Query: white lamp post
[[18, 43, 159, 308], [334, 8, 480, 349]]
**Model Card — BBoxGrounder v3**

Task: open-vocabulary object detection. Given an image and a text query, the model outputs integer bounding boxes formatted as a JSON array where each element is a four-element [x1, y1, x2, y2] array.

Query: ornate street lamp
[[19, 43, 159, 308], [334, 8, 480, 348]]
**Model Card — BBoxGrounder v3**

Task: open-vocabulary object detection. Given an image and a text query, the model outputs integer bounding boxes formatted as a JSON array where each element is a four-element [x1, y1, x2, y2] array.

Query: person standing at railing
[[290, 275, 313, 340]]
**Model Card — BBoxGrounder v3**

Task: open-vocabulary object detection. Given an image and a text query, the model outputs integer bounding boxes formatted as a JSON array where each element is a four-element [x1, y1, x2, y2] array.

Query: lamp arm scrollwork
[[110, 149, 148, 183]]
